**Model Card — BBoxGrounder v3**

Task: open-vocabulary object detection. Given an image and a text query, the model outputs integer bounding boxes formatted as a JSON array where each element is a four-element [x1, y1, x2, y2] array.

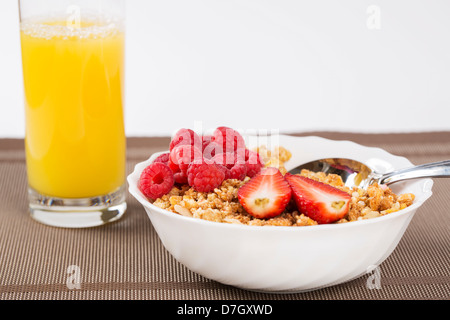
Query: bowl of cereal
[[127, 129, 433, 292]]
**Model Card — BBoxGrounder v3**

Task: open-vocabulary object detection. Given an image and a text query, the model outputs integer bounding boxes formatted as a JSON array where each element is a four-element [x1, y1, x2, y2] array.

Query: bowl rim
[[127, 134, 434, 232]]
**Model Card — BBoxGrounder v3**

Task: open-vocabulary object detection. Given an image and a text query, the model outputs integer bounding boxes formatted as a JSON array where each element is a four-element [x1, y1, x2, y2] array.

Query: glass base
[[28, 185, 127, 228]]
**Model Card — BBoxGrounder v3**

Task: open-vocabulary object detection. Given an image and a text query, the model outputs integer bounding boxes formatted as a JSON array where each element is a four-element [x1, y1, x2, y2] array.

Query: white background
[[1, 0, 450, 138]]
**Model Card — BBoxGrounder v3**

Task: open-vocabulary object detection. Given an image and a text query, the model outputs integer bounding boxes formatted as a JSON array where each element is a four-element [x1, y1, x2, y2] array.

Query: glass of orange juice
[[19, 0, 127, 228]]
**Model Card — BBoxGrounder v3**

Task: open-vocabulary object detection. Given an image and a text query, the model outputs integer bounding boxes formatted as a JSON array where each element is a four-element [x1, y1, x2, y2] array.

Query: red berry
[[229, 163, 247, 180], [202, 141, 223, 159], [237, 167, 292, 219], [153, 152, 170, 165], [201, 135, 212, 151], [211, 126, 245, 153], [285, 173, 351, 224], [211, 152, 235, 169], [243, 149, 264, 177], [168, 144, 202, 184], [173, 170, 189, 185], [169, 128, 202, 151], [139, 162, 175, 200], [187, 160, 226, 192], [211, 151, 247, 180]]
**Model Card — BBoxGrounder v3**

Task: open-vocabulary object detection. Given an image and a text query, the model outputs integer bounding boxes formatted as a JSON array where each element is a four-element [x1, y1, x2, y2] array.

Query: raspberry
[[153, 152, 170, 165], [168, 144, 202, 184], [138, 162, 174, 200], [172, 170, 189, 185], [244, 149, 264, 177], [201, 135, 212, 151], [187, 160, 226, 192], [169, 128, 202, 151], [211, 151, 247, 180], [229, 163, 247, 180], [202, 141, 222, 159], [211, 126, 245, 153], [211, 152, 235, 169]]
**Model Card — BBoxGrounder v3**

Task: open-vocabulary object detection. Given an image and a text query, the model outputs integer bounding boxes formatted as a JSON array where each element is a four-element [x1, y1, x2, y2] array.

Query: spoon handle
[[380, 160, 450, 185]]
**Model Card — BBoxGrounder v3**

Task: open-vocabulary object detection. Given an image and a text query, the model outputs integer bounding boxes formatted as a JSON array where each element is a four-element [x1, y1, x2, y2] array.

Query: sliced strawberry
[[285, 173, 351, 224], [237, 167, 291, 219]]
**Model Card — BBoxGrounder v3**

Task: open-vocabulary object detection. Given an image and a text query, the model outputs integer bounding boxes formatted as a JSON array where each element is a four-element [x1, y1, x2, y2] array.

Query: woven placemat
[[0, 133, 449, 300]]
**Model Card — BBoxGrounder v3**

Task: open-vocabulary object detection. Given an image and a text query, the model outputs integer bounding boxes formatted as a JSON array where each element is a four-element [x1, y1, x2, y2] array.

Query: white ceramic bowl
[[127, 135, 433, 293]]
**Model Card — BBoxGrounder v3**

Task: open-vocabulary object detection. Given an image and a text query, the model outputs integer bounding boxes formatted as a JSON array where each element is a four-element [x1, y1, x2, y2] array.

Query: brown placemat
[[0, 132, 449, 300]]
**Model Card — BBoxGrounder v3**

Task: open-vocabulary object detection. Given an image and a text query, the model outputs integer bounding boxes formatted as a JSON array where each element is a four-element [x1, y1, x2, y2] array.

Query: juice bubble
[[20, 15, 123, 40]]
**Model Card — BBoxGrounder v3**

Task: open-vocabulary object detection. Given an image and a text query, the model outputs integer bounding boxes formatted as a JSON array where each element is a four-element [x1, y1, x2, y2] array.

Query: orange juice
[[20, 20, 126, 199]]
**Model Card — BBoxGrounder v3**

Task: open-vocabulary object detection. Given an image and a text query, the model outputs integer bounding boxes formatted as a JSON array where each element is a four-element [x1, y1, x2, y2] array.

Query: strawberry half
[[237, 167, 292, 219], [285, 173, 351, 224]]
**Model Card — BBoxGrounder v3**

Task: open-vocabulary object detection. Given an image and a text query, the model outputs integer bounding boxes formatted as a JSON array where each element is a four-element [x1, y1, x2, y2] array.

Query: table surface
[[0, 132, 449, 300]]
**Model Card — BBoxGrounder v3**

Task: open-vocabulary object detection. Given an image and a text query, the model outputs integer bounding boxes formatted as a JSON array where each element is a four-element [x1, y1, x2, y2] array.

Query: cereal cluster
[[254, 145, 292, 175]]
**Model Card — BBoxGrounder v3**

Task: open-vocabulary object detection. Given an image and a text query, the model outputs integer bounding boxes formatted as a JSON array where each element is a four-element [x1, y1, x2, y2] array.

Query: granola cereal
[[151, 146, 415, 226], [256, 145, 292, 175]]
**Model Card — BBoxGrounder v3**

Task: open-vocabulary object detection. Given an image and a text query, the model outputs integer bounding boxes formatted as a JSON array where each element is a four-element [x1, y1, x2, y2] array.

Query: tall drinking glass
[[19, 0, 127, 227]]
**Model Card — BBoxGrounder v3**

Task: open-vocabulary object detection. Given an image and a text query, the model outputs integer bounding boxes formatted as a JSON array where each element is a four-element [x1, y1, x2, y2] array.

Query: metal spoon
[[288, 158, 450, 189]]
